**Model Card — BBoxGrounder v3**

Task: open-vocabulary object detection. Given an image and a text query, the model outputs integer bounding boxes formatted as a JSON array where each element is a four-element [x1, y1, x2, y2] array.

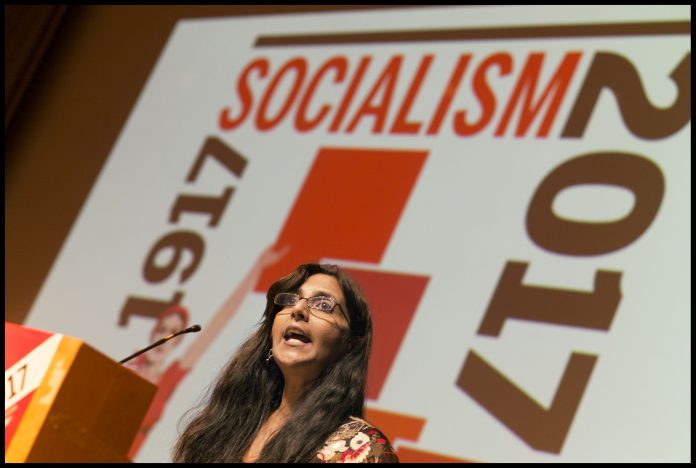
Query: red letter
[[390, 54, 434, 134], [219, 58, 269, 131], [295, 57, 347, 132], [426, 54, 472, 135], [329, 56, 372, 132], [454, 53, 512, 136], [495, 51, 581, 137], [256, 57, 307, 131], [346, 56, 403, 134]]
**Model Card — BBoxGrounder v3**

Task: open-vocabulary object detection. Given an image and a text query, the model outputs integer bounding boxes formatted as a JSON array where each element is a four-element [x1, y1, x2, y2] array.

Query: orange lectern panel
[[5, 322, 156, 462]]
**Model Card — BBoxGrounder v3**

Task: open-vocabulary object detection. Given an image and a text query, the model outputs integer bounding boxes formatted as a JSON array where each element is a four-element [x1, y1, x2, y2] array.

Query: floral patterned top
[[314, 417, 399, 463]]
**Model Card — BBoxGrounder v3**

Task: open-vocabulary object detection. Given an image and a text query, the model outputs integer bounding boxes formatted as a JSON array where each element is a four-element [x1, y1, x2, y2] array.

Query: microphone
[[119, 324, 202, 364]]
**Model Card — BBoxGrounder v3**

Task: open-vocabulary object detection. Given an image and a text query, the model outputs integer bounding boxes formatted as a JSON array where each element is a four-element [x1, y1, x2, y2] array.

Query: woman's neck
[[277, 375, 309, 416], [242, 376, 311, 462]]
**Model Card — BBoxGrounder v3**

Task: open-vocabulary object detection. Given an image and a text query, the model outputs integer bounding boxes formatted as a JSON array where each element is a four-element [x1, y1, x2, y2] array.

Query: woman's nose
[[290, 299, 310, 321]]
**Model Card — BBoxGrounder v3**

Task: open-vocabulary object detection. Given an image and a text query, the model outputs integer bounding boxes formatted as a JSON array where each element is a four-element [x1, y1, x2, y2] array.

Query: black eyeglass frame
[[273, 293, 351, 325]]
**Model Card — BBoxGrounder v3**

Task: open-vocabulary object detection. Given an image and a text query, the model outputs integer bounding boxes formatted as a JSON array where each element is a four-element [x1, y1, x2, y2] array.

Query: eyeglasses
[[273, 293, 349, 323]]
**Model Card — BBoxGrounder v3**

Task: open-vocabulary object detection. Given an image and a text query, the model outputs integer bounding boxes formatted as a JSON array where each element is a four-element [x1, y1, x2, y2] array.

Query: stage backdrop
[[21, 5, 690, 463]]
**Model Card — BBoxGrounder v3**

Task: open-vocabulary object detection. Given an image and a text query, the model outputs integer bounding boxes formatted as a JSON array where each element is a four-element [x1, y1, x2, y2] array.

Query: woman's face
[[271, 273, 351, 382]]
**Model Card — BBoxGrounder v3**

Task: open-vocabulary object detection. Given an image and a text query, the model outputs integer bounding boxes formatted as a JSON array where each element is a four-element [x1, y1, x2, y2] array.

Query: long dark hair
[[172, 264, 372, 462]]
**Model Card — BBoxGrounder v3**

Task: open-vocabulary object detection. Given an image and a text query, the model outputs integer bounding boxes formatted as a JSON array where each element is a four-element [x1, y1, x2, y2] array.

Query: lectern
[[5, 322, 156, 463]]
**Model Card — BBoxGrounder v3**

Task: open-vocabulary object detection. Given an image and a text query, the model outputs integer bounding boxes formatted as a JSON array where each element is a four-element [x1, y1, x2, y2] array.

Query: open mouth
[[284, 328, 311, 343]]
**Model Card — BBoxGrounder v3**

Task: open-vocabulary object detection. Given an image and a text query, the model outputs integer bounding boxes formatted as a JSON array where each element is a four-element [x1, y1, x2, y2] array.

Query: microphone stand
[[119, 324, 201, 364]]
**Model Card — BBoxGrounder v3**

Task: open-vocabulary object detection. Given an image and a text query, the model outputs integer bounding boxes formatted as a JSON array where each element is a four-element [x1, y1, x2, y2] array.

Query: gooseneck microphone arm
[[119, 324, 202, 364]]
